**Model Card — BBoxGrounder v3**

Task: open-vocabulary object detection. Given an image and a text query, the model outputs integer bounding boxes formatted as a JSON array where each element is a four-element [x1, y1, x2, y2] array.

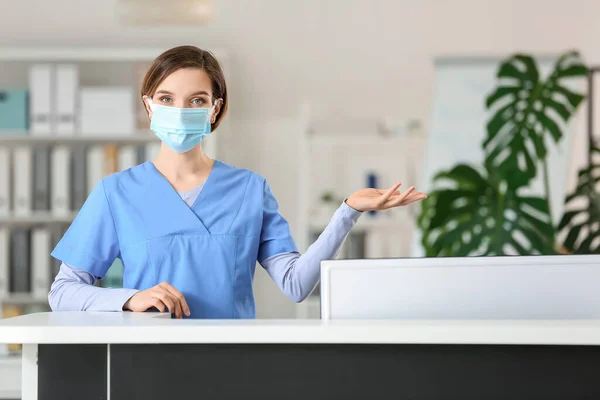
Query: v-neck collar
[[145, 160, 220, 234]]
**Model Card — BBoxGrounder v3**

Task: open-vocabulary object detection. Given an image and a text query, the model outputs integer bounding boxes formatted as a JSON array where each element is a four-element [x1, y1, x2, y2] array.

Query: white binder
[[55, 64, 79, 135], [28, 64, 54, 135], [31, 228, 51, 300], [12, 146, 32, 217], [80, 87, 134, 135], [0, 228, 9, 298], [0, 147, 10, 216], [50, 146, 71, 216], [86, 146, 105, 194], [118, 145, 137, 171]]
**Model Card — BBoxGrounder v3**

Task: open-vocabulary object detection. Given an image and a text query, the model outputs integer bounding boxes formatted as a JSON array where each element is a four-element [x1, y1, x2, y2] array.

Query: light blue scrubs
[[51, 160, 298, 319]]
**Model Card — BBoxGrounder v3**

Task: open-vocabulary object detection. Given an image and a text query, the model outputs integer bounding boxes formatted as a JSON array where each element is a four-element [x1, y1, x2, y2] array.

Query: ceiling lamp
[[115, 0, 214, 25]]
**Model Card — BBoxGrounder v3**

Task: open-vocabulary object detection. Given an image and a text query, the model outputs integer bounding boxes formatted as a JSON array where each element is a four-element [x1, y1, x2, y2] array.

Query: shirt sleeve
[[48, 263, 139, 312], [260, 201, 362, 302], [50, 180, 120, 278], [257, 179, 298, 264]]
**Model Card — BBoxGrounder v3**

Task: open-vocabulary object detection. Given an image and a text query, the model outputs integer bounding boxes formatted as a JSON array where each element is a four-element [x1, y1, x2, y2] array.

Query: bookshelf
[[0, 46, 227, 340]]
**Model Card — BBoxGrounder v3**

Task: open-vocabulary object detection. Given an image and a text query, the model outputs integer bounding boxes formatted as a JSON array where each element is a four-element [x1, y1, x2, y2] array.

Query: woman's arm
[[48, 263, 139, 311], [260, 201, 361, 302]]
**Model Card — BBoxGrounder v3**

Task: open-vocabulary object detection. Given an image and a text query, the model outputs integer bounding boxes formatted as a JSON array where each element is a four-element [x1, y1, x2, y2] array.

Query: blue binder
[[0, 89, 29, 133]]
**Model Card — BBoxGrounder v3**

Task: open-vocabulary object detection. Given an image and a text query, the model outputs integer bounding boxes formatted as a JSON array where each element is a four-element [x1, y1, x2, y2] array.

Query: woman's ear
[[211, 98, 223, 123], [142, 95, 153, 120]]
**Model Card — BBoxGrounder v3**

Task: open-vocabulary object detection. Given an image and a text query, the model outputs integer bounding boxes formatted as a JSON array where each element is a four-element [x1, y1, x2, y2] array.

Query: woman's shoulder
[[98, 162, 150, 192], [215, 159, 266, 182]]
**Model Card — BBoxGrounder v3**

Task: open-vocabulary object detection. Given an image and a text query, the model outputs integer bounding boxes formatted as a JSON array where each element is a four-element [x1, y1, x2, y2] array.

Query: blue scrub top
[[51, 160, 298, 319]]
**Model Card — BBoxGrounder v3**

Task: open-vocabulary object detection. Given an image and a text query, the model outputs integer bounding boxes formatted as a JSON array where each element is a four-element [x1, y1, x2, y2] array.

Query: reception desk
[[2, 312, 600, 399]]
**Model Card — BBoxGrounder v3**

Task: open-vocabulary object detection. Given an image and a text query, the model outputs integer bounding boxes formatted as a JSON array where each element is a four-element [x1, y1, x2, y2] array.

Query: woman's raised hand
[[345, 182, 427, 212]]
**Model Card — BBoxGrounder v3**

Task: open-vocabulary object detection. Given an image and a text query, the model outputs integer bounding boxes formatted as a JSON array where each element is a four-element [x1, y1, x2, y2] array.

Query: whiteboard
[[320, 255, 600, 320], [411, 56, 580, 257]]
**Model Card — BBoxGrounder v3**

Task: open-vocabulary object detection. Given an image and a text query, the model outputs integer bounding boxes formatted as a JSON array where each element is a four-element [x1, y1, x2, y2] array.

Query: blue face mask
[[148, 99, 216, 153]]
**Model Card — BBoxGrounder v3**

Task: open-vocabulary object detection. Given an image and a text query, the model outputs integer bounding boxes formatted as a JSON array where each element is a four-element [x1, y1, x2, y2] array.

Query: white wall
[[1, 0, 598, 317], [0, 0, 598, 123]]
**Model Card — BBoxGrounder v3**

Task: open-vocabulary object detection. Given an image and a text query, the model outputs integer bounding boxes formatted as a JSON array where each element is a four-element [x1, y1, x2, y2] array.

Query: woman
[[48, 45, 426, 319]]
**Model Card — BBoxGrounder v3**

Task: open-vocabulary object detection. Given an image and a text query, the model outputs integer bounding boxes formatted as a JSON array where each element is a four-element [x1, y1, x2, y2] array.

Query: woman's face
[[143, 67, 221, 123]]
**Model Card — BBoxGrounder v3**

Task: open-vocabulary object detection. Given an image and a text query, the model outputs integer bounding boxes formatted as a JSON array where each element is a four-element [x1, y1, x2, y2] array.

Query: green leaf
[[556, 65, 588, 78], [553, 85, 585, 109], [541, 97, 571, 120], [559, 155, 600, 254], [520, 196, 551, 213], [534, 111, 562, 143], [419, 164, 555, 257], [486, 86, 520, 108], [483, 51, 587, 184], [563, 223, 583, 250]]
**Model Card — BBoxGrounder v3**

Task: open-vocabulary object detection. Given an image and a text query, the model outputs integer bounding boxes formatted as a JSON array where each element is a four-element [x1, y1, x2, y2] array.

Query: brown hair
[[141, 45, 228, 130]]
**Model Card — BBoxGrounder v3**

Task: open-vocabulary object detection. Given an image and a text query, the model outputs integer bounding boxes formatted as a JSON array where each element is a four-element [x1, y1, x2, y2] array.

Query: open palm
[[346, 183, 427, 212]]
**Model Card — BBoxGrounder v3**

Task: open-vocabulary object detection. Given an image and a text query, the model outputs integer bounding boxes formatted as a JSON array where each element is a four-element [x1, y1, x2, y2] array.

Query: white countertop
[[2, 312, 600, 345]]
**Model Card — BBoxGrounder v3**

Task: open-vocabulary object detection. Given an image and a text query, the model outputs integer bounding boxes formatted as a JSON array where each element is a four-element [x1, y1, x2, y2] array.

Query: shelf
[[0, 47, 173, 61], [0, 212, 78, 226], [1, 294, 48, 305], [0, 46, 228, 62], [0, 133, 159, 146]]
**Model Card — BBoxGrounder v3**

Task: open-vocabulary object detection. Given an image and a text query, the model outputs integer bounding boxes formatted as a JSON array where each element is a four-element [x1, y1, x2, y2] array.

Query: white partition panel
[[321, 255, 600, 320]]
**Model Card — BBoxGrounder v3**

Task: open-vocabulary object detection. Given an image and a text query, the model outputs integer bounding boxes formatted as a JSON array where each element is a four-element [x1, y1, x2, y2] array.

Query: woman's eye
[[191, 98, 205, 105], [159, 96, 172, 103]]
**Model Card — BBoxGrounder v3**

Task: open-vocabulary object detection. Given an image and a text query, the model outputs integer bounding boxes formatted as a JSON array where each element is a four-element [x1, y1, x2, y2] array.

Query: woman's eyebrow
[[155, 90, 173, 95], [189, 91, 210, 97]]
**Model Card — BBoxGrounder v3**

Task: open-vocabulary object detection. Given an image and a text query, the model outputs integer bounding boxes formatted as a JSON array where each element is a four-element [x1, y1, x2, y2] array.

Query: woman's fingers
[[149, 298, 168, 313], [377, 183, 402, 206], [152, 290, 182, 318], [160, 282, 191, 316], [384, 186, 415, 208], [400, 192, 427, 205]]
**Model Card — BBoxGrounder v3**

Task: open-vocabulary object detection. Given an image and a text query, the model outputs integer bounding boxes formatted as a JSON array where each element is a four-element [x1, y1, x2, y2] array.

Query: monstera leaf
[[418, 163, 556, 257], [558, 146, 600, 254], [484, 52, 587, 187]]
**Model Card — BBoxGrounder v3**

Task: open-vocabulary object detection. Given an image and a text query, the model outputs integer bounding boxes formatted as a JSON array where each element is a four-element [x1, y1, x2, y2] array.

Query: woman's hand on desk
[[123, 282, 191, 318], [346, 182, 427, 212]]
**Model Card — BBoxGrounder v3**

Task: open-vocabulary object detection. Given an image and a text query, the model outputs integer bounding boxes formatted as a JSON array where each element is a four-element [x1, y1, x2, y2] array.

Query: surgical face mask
[[147, 99, 216, 153]]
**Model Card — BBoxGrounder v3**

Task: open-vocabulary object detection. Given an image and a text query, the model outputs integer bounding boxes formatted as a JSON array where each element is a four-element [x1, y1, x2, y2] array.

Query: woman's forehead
[[156, 68, 213, 94]]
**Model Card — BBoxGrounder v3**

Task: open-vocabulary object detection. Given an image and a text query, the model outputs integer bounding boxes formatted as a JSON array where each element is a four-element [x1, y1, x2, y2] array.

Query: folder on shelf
[[0, 147, 10, 217], [136, 145, 147, 165], [71, 146, 87, 210], [0, 89, 29, 133], [86, 146, 105, 194], [0, 228, 9, 298], [29, 64, 54, 135], [80, 87, 134, 135], [104, 144, 119, 175], [33, 147, 51, 211], [31, 228, 51, 300], [51, 145, 71, 216], [10, 229, 30, 293], [12, 146, 32, 217], [118, 145, 137, 171], [55, 64, 79, 135]]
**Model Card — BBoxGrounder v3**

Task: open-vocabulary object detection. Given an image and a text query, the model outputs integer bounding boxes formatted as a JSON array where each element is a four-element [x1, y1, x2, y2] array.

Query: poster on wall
[[412, 53, 588, 257]]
